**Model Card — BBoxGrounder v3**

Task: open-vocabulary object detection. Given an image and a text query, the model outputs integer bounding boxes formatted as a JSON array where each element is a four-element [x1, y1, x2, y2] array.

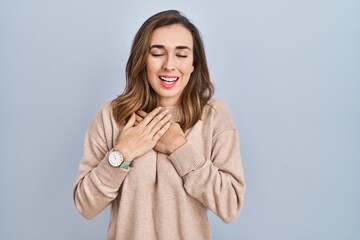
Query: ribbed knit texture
[[73, 98, 246, 240]]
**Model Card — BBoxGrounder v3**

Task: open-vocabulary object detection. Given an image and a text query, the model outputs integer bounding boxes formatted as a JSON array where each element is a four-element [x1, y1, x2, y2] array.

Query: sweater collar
[[161, 105, 181, 123]]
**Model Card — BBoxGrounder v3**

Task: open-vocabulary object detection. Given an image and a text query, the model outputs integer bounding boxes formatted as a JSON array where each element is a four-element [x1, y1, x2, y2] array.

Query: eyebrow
[[149, 44, 192, 51]]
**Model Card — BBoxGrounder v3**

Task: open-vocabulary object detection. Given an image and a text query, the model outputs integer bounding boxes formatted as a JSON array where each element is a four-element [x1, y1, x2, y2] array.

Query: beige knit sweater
[[73, 98, 245, 240]]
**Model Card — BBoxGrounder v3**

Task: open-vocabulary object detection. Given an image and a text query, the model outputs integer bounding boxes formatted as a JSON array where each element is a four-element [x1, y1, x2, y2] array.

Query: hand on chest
[[123, 124, 212, 188]]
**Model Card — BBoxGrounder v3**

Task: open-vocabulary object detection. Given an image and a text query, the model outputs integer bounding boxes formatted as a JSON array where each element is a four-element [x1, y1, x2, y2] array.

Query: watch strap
[[120, 161, 132, 169]]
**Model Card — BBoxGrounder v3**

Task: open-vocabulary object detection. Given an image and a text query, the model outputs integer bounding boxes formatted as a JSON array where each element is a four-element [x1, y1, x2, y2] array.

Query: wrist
[[168, 138, 187, 154], [114, 145, 133, 162]]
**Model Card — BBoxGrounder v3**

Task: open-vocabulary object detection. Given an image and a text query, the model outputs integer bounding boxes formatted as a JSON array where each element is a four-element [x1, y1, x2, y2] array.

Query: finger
[[139, 107, 162, 126], [135, 114, 143, 123], [152, 122, 171, 141], [149, 112, 172, 136], [147, 109, 170, 132], [136, 110, 148, 118], [172, 122, 183, 131], [172, 123, 185, 136], [124, 113, 136, 128]]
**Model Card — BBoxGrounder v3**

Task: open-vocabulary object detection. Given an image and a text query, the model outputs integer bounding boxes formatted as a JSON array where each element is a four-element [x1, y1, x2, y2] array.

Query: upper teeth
[[160, 76, 177, 82]]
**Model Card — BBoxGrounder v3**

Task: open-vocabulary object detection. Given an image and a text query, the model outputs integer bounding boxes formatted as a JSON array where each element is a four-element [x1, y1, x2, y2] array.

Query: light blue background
[[1, 0, 359, 239]]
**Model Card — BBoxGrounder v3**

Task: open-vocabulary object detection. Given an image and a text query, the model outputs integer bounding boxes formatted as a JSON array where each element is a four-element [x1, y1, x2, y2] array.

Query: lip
[[158, 75, 179, 89]]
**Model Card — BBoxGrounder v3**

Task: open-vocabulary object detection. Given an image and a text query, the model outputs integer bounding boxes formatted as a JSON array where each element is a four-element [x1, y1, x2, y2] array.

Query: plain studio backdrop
[[0, 0, 359, 239]]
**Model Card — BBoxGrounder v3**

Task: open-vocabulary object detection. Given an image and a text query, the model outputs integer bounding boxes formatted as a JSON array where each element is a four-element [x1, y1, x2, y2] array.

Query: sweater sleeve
[[73, 104, 129, 220], [168, 103, 246, 224]]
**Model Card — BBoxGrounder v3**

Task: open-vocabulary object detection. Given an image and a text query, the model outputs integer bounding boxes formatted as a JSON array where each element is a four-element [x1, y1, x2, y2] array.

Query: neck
[[161, 105, 181, 123], [158, 97, 179, 107]]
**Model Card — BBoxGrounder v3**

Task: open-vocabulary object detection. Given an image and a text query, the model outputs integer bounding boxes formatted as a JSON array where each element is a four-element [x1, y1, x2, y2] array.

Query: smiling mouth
[[159, 76, 179, 88]]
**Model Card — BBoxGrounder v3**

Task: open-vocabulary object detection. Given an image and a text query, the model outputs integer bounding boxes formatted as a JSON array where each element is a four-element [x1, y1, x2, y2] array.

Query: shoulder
[[92, 101, 114, 123], [98, 100, 113, 116], [203, 98, 237, 133], [206, 98, 232, 115]]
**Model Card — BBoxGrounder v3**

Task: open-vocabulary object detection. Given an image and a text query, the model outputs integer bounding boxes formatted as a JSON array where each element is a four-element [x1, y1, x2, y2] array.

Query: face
[[146, 24, 194, 107]]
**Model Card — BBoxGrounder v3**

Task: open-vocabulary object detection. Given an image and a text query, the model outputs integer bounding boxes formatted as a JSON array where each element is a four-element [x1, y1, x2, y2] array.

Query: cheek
[[146, 58, 162, 75], [185, 65, 194, 76], [146, 61, 155, 75], [180, 61, 194, 75]]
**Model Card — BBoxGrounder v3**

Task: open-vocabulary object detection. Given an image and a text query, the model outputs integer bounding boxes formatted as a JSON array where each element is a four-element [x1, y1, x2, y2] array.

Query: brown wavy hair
[[112, 10, 214, 130]]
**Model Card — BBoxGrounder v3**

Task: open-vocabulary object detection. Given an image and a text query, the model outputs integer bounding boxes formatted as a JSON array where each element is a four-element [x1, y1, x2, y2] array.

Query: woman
[[73, 10, 245, 240]]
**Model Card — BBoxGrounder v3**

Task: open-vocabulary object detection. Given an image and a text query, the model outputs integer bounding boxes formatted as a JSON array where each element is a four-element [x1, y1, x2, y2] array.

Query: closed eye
[[151, 53, 165, 57], [176, 55, 188, 58]]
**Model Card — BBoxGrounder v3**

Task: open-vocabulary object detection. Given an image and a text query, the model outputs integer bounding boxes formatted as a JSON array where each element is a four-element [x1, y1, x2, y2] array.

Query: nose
[[163, 55, 175, 71]]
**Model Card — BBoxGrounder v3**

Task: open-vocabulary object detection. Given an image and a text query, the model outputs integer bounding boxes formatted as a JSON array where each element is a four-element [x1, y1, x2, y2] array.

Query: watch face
[[109, 151, 123, 167]]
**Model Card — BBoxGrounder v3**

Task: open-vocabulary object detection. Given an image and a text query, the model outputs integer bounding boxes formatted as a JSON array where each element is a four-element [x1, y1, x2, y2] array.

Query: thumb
[[124, 113, 136, 128]]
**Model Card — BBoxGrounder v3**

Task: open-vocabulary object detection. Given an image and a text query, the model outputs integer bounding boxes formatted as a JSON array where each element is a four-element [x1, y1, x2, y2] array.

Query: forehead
[[150, 24, 193, 48]]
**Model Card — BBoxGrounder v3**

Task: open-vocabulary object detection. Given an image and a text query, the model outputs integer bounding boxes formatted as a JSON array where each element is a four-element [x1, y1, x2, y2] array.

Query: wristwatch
[[108, 148, 131, 168]]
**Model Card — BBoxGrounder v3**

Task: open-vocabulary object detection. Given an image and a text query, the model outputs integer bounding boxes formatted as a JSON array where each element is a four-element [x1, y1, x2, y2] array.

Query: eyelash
[[150, 53, 188, 58], [151, 53, 164, 57]]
